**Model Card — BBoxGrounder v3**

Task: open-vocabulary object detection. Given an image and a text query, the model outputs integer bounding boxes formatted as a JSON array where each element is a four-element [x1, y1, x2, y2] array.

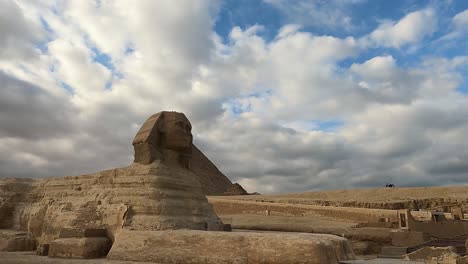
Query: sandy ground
[[221, 214, 392, 243], [221, 213, 356, 234], [212, 186, 468, 203], [210, 186, 468, 210]]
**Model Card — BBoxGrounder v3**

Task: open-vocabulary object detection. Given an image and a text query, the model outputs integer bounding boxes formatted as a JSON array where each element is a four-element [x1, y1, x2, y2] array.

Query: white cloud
[[0, 72, 75, 139], [453, 9, 468, 29], [364, 8, 437, 48], [48, 39, 112, 95], [0, 0, 45, 60], [276, 24, 302, 39]]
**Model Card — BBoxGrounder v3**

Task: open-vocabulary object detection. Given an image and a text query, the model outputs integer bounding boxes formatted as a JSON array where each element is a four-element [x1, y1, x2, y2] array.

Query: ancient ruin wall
[[208, 198, 399, 223]]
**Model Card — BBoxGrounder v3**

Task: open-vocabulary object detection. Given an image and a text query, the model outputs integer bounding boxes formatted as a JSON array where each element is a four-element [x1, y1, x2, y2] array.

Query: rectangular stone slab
[[49, 237, 111, 259], [107, 230, 355, 264], [0, 230, 36, 252]]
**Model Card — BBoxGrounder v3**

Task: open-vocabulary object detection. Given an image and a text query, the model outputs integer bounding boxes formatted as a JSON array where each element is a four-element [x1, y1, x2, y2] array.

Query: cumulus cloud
[[363, 8, 437, 48], [453, 9, 468, 29], [0, 72, 75, 139], [0, 1, 467, 194], [0, 0, 44, 60]]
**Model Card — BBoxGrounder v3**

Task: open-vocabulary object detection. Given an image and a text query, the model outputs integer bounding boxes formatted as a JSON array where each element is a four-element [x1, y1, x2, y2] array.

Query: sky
[[0, 0, 467, 194]]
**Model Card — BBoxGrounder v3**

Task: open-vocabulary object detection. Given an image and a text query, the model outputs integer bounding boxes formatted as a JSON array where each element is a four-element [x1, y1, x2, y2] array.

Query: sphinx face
[[163, 113, 193, 152]]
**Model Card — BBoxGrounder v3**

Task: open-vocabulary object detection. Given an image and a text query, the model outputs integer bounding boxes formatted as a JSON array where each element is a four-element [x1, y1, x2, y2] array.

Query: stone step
[[378, 246, 408, 259], [407, 236, 468, 254], [49, 237, 111, 259]]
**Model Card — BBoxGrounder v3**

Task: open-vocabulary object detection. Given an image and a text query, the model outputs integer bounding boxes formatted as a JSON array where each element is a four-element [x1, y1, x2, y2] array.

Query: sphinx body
[[0, 111, 224, 245]]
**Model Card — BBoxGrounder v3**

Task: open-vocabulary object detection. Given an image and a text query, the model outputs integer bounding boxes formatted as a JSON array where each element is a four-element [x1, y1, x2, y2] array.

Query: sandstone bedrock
[[107, 229, 356, 264], [0, 161, 226, 245]]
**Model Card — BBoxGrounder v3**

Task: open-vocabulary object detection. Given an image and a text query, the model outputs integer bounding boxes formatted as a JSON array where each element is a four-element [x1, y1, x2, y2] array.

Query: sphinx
[[0, 111, 225, 249]]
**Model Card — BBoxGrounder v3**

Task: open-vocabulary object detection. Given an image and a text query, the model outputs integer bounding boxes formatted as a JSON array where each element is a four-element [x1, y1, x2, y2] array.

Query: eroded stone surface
[[107, 230, 356, 264], [0, 230, 36, 252], [404, 246, 459, 261], [0, 112, 229, 246], [1, 161, 225, 245], [49, 238, 111, 259]]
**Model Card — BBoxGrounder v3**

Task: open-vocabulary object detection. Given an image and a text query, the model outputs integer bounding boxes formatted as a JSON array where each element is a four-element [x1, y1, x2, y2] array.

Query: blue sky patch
[[40, 16, 53, 34], [91, 47, 114, 72], [215, 0, 284, 43], [315, 120, 345, 132], [59, 81, 74, 94]]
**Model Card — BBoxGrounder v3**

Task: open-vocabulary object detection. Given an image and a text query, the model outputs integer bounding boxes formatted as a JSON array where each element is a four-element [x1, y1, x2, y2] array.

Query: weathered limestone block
[[426, 255, 468, 264], [107, 230, 356, 264], [49, 237, 111, 259], [0, 178, 38, 230], [404, 246, 459, 262], [456, 256, 468, 264], [350, 240, 381, 255], [0, 230, 36, 252], [391, 230, 430, 247]]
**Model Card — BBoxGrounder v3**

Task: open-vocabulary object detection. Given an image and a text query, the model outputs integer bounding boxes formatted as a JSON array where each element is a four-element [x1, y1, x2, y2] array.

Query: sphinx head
[[162, 112, 192, 151], [132, 111, 192, 168]]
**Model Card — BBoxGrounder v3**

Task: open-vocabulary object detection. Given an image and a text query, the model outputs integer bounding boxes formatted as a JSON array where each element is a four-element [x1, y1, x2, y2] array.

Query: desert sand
[[212, 186, 468, 210]]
